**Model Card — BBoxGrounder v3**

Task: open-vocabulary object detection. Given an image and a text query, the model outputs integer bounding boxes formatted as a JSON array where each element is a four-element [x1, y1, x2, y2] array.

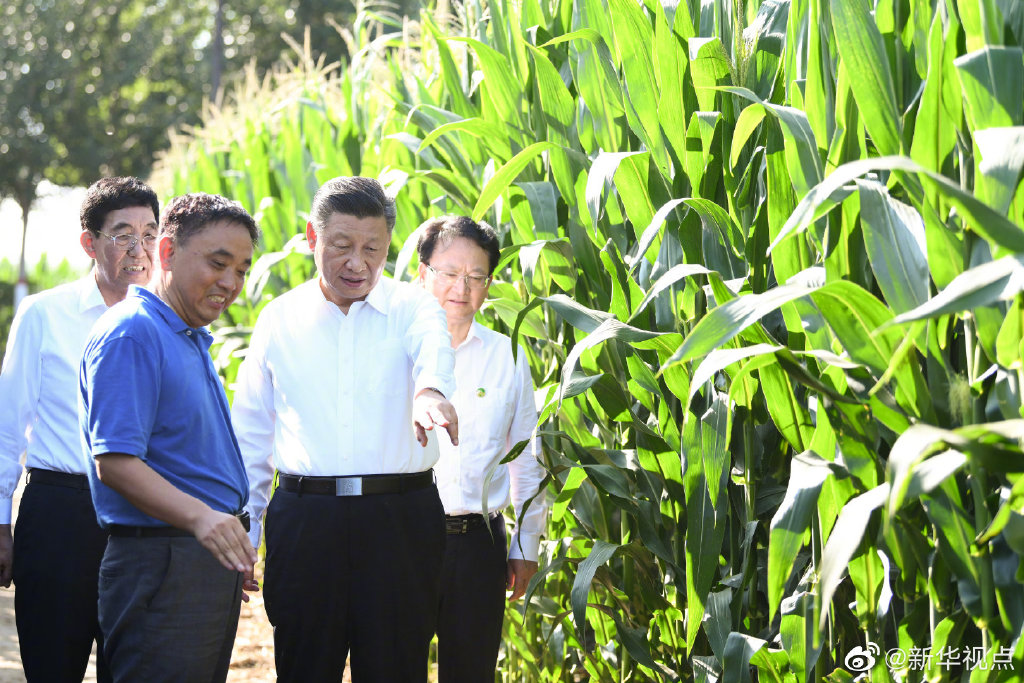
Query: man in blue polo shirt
[[80, 193, 260, 682]]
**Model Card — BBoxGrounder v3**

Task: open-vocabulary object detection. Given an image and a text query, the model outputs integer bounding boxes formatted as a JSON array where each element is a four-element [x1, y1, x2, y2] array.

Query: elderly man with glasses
[[0, 176, 158, 682], [416, 215, 548, 683]]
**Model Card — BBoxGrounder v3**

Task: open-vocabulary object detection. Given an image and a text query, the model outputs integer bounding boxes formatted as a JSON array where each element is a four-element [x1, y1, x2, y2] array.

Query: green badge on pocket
[[476, 387, 486, 397]]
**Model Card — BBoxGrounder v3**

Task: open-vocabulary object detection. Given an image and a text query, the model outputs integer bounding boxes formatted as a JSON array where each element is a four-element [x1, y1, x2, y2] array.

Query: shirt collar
[[456, 321, 485, 351], [363, 277, 391, 314], [129, 285, 213, 345], [78, 271, 107, 313], [315, 276, 392, 315]]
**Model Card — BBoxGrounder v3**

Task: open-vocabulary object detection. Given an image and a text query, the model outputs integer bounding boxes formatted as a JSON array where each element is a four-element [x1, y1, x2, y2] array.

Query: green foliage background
[[156, 0, 1024, 680], [0, 257, 85, 360]]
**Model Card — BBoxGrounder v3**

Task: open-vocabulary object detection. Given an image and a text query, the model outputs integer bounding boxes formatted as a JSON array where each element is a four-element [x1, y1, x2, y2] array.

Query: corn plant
[[155, 0, 1024, 679]]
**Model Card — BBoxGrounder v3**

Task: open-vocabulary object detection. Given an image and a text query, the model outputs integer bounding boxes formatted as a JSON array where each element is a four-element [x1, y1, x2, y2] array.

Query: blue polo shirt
[[80, 286, 248, 527]]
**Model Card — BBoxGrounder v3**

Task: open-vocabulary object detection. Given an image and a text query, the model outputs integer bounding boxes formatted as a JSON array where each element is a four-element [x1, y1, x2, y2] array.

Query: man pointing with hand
[[233, 176, 458, 682]]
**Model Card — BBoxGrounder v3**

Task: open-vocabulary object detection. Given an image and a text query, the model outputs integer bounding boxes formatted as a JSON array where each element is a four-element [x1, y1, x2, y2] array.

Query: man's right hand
[[412, 388, 459, 447], [189, 508, 257, 575], [95, 454, 257, 576], [0, 524, 12, 587]]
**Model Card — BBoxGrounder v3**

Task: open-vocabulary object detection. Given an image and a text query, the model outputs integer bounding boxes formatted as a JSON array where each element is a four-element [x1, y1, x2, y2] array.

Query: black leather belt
[[279, 470, 434, 496], [27, 468, 90, 490], [108, 511, 250, 537], [445, 512, 500, 535]]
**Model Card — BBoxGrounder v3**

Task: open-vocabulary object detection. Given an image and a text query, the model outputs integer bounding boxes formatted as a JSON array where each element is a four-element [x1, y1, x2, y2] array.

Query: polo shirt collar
[[78, 271, 107, 313], [129, 285, 213, 346]]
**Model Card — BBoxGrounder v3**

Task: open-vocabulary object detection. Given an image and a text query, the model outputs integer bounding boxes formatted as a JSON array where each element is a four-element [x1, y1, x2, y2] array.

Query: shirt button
[[185, 330, 192, 336]]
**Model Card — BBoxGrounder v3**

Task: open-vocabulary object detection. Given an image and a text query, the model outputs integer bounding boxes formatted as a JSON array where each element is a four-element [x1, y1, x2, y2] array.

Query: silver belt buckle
[[336, 477, 363, 496]]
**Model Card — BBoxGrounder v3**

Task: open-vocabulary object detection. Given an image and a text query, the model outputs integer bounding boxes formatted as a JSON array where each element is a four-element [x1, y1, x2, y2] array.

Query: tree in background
[[0, 0, 421, 298]]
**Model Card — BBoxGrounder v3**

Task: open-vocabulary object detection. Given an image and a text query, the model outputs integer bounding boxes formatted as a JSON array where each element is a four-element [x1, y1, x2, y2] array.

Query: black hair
[[160, 193, 260, 247], [80, 177, 159, 234], [415, 215, 500, 275]]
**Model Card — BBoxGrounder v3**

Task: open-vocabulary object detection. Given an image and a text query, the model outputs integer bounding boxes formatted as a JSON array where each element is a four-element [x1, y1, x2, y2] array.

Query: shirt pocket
[[362, 339, 410, 397], [463, 392, 514, 449]]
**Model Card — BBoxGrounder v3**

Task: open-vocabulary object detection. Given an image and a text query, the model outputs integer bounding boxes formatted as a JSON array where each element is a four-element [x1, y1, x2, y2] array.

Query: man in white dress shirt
[[0, 177, 158, 682], [416, 215, 548, 682], [232, 176, 459, 682]]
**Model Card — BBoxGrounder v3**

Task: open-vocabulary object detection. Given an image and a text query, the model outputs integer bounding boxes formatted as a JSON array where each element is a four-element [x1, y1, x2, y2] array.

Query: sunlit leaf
[[830, 0, 901, 155], [768, 452, 838, 619], [887, 256, 1024, 326], [772, 156, 1024, 255], [672, 274, 822, 363], [472, 142, 560, 220], [955, 47, 1024, 131], [856, 179, 930, 314], [818, 484, 890, 630]]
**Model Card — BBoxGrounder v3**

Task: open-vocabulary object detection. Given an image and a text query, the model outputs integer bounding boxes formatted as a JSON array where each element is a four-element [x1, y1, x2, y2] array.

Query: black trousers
[[263, 483, 446, 682], [13, 475, 111, 683], [437, 515, 508, 683]]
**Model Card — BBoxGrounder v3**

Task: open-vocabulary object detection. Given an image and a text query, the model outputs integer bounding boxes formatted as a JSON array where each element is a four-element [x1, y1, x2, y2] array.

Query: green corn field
[[154, 0, 1024, 679]]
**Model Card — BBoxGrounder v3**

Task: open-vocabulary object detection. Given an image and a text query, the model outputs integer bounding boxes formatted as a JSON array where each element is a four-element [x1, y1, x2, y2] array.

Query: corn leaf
[[856, 179, 930, 314], [829, 0, 901, 155]]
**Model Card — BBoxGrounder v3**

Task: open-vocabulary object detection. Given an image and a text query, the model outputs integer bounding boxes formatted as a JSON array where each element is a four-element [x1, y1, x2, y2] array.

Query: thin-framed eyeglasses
[[426, 266, 491, 290], [97, 232, 158, 252]]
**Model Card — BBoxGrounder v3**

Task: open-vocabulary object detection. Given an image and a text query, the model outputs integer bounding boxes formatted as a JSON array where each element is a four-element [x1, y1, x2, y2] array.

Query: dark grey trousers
[[98, 536, 243, 683]]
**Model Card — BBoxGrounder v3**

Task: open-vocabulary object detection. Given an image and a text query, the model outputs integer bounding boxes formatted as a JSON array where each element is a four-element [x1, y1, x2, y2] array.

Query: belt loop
[[297, 475, 305, 497]]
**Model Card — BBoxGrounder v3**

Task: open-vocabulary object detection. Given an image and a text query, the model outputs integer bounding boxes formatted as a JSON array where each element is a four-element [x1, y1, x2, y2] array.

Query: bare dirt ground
[[228, 592, 278, 682], [0, 481, 280, 683]]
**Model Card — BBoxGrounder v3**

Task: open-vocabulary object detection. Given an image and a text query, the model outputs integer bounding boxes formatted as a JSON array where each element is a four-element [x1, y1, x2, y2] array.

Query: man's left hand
[[506, 558, 539, 601], [241, 564, 260, 604], [413, 388, 459, 446]]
